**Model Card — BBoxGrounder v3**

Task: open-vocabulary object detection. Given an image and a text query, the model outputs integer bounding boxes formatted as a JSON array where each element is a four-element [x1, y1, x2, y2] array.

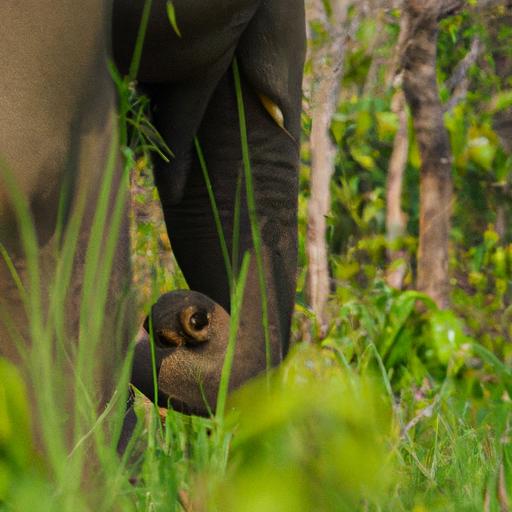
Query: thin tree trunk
[[306, 1, 348, 329], [489, 2, 512, 238], [386, 5, 410, 289], [386, 90, 409, 289], [401, 0, 463, 308], [444, 37, 481, 112]]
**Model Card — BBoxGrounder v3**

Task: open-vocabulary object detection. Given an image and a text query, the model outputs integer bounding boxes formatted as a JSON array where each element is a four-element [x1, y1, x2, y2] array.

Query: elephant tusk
[[257, 93, 295, 142], [258, 93, 285, 128]]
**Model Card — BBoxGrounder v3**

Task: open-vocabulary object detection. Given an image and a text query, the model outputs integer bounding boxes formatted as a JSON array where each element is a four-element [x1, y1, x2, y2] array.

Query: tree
[[400, 0, 465, 308], [305, 0, 349, 329], [386, 8, 410, 290]]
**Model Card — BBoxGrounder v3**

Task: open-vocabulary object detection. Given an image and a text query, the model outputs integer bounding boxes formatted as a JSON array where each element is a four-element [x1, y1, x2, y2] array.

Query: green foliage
[[213, 344, 394, 511], [0, 359, 37, 501], [303, 1, 512, 284], [322, 282, 466, 388]]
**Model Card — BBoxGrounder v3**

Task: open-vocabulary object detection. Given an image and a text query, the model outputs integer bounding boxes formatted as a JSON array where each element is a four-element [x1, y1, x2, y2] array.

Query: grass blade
[[232, 58, 272, 372], [216, 252, 251, 419]]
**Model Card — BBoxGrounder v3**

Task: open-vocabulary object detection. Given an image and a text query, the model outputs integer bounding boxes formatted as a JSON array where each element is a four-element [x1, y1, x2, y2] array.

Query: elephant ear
[[236, 0, 306, 142]]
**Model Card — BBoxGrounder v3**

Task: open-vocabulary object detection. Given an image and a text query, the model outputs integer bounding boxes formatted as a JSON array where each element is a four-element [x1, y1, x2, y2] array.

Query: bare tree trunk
[[401, 0, 463, 308], [306, 1, 348, 329], [496, 205, 507, 239], [386, 7, 410, 289], [386, 90, 409, 289], [490, 2, 512, 238]]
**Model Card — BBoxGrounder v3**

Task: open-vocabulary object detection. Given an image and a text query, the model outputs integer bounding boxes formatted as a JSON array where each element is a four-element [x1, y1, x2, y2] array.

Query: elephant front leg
[[153, 68, 299, 385]]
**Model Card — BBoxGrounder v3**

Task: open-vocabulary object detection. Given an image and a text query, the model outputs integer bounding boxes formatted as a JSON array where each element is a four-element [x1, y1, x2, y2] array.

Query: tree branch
[[439, 0, 466, 19]]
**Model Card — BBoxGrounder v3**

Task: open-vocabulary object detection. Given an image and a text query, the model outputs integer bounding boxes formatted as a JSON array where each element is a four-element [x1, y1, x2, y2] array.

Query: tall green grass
[[232, 59, 272, 373], [0, 1, 153, 508], [0, 130, 135, 511]]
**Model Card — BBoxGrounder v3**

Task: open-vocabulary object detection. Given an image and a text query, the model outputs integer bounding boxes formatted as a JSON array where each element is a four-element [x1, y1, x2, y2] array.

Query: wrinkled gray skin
[[0, 1, 305, 423], [119, 290, 231, 453]]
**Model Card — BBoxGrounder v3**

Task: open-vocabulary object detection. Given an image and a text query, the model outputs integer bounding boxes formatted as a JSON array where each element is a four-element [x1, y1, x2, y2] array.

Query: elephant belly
[[112, 0, 258, 82]]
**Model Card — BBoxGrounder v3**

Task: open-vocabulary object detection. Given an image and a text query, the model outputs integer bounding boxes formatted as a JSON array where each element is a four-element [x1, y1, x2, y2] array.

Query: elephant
[[132, 290, 234, 416], [0, 0, 305, 435], [119, 289, 235, 453]]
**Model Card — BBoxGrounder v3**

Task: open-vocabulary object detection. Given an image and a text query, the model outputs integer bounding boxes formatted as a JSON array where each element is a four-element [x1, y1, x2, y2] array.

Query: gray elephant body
[[0, 0, 305, 419], [0, 3, 127, 403]]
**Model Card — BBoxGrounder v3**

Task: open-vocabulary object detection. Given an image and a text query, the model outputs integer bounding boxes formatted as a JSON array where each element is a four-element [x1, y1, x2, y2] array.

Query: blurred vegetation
[[3, 1, 512, 511]]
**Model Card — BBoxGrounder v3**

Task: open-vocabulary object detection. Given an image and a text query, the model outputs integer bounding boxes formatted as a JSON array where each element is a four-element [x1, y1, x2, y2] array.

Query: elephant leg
[[0, 2, 145, 459], [140, 78, 221, 205], [152, 68, 298, 382], [0, 129, 134, 444]]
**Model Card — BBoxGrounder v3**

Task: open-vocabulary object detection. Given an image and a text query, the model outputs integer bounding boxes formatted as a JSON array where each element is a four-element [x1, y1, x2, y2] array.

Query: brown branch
[[445, 38, 481, 92], [444, 37, 481, 112], [387, 3, 411, 88], [439, 0, 466, 19]]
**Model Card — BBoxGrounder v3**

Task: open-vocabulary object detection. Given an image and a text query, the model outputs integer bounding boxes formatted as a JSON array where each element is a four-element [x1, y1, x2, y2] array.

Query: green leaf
[[166, 1, 182, 37], [376, 111, 399, 140], [355, 110, 373, 139], [221, 345, 394, 511], [330, 118, 346, 145], [449, 24, 457, 44], [444, 104, 467, 162], [489, 90, 512, 114], [350, 145, 376, 170], [409, 136, 421, 169], [472, 343, 512, 396], [493, 247, 507, 278], [379, 291, 437, 360], [495, 154, 512, 183], [428, 310, 466, 365], [0, 359, 33, 500], [468, 136, 497, 171], [356, 19, 378, 49]]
